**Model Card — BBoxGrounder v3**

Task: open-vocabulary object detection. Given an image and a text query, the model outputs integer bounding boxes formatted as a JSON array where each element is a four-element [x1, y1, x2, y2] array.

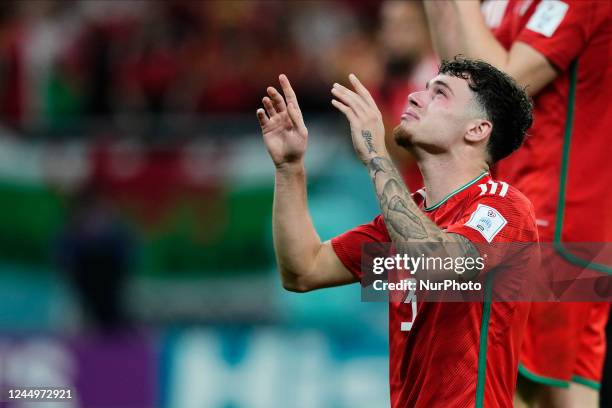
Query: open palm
[[257, 75, 308, 167]]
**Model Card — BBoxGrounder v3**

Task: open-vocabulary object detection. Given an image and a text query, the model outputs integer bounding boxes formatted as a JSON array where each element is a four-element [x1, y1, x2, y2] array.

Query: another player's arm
[[331, 75, 479, 280], [423, 0, 557, 95], [257, 75, 356, 292]]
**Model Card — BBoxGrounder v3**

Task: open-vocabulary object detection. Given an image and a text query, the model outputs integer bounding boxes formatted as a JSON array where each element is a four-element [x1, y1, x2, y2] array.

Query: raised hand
[[331, 74, 387, 165], [257, 75, 308, 168]]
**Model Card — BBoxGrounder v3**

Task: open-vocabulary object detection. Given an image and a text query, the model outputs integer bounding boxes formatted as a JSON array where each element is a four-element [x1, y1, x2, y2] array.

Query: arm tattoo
[[366, 156, 479, 265], [361, 130, 377, 154], [367, 156, 438, 242], [383, 181, 428, 239], [368, 156, 387, 178]]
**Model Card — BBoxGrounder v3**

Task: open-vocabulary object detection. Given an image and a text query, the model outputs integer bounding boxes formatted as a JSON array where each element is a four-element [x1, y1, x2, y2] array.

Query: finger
[[331, 99, 357, 122], [332, 83, 367, 115], [262, 97, 277, 118], [267, 86, 287, 112], [287, 102, 307, 135], [334, 82, 369, 113], [348, 73, 377, 108], [256, 108, 269, 128], [279, 74, 301, 110]]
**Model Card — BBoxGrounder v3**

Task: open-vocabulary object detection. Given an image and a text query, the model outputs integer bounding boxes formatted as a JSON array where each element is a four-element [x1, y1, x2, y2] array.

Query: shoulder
[[470, 178, 534, 212], [517, 0, 607, 47], [466, 178, 538, 233], [445, 178, 538, 243]]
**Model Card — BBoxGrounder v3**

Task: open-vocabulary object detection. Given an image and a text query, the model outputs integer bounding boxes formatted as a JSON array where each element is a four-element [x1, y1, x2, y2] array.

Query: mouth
[[401, 110, 419, 121]]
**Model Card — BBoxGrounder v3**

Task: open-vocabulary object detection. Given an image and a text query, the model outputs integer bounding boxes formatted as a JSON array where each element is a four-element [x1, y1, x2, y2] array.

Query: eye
[[435, 88, 445, 96]]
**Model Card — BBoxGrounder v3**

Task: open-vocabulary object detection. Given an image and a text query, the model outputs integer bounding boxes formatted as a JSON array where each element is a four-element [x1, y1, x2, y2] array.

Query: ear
[[465, 119, 492, 144]]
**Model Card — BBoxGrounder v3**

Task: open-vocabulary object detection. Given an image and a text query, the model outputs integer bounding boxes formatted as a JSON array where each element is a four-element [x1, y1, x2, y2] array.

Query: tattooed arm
[[367, 155, 480, 279], [331, 75, 480, 280]]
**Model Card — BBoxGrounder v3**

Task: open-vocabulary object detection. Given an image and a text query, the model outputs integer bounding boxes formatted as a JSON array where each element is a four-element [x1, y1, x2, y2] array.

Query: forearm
[[367, 156, 444, 242], [425, 1, 508, 69], [367, 156, 478, 280], [272, 163, 322, 290]]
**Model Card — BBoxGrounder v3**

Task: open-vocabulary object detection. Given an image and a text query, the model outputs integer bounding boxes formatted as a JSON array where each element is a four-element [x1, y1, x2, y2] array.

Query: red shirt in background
[[491, 0, 612, 243]]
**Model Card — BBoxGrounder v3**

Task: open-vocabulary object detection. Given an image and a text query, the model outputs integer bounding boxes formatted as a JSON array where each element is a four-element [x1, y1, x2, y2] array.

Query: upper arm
[[292, 215, 388, 292], [293, 240, 358, 292], [506, 42, 558, 96]]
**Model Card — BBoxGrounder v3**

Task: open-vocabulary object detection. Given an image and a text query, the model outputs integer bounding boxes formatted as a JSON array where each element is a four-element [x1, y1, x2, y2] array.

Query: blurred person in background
[[376, 0, 437, 192], [57, 185, 135, 331], [423, 1, 612, 406]]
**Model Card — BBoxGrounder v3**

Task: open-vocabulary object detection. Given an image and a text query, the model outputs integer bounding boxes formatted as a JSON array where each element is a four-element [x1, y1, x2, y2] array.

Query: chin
[[393, 124, 414, 149]]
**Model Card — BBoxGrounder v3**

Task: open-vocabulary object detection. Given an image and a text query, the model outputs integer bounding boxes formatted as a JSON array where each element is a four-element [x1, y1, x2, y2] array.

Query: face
[[394, 74, 483, 154]]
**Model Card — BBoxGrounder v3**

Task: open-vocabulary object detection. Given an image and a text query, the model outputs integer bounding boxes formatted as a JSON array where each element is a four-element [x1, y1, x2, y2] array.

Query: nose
[[408, 91, 424, 108]]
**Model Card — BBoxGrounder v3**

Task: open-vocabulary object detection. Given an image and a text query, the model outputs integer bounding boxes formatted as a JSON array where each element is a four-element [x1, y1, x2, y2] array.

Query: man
[[423, 1, 612, 406], [257, 58, 537, 407]]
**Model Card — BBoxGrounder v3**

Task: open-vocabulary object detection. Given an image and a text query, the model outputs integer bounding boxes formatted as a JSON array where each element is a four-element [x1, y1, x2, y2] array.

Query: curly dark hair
[[439, 57, 533, 164]]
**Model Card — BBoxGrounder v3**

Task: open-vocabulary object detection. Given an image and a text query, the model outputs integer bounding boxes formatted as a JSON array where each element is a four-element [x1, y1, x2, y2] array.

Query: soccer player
[[423, 1, 612, 406], [257, 58, 537, 407]]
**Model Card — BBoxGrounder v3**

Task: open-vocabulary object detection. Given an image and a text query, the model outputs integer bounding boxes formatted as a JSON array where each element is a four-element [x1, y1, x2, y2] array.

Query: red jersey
[[490, 0, 612, 243], [332, 172, 538, 408]]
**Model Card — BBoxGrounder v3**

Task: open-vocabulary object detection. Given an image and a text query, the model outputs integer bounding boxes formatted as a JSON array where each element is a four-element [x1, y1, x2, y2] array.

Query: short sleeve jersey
[[490, 0, 612, 243], [331, 173, 538, 408]]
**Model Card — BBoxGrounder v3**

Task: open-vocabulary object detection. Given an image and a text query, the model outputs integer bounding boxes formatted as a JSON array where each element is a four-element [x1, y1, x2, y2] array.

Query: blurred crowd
[[0, 0, 438, 330], [0, 0, 436, 137]]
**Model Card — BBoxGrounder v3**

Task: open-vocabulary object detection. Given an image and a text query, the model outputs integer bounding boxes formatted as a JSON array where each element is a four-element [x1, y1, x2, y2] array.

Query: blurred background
[[0, 1, 438, 407], [0, 1, 608, 408]]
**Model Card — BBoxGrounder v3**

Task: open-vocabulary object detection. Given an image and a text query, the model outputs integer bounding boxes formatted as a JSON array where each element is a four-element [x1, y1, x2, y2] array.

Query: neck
[[417, 152, 488, 208]]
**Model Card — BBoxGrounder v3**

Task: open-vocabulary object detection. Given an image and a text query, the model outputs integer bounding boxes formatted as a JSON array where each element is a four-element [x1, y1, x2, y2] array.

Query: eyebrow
[[425, 79, 454, 96]]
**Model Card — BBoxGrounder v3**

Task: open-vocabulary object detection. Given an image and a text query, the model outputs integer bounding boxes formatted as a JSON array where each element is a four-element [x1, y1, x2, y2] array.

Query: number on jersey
[[401, 278, 418, 331]]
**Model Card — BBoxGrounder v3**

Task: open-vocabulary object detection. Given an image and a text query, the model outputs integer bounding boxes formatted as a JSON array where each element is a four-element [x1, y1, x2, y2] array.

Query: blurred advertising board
[[161, 327, 389, 408], [0, 327, 388, 408]]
